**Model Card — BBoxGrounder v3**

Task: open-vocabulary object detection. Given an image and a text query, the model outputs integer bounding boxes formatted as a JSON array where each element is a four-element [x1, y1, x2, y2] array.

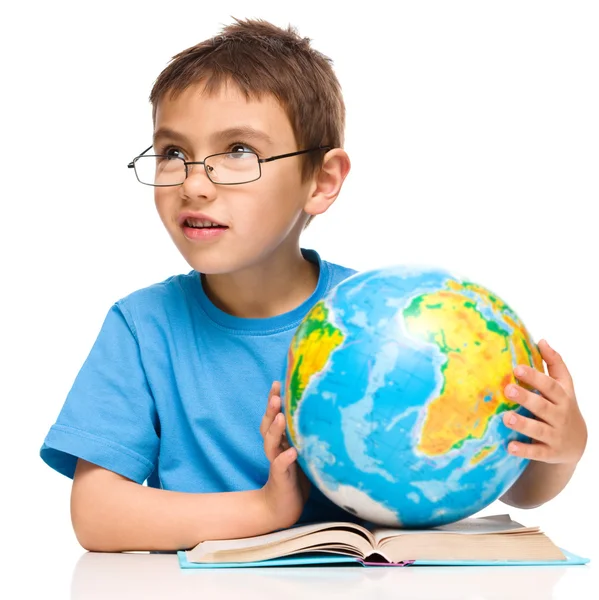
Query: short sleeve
[[40, 303, 160, 483]]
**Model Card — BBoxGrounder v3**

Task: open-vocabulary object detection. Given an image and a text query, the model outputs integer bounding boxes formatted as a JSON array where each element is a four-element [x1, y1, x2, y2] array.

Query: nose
[[181, 162, 217, 201]]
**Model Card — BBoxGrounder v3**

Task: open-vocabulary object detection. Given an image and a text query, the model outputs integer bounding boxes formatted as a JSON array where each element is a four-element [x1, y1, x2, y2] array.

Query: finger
[[268, 381, 281, 405], [265, 412, 286, 455], [260, 395, 281, 438], [537, 340, 575, 393], [507, 440, 555, 463], [271, 446, 298, 478], [513, 364, 568, 406], [264, 412, 287, 462], [260, 388, 282, 438], [503, 412, 555, 445], [504, 384, 554, 424]]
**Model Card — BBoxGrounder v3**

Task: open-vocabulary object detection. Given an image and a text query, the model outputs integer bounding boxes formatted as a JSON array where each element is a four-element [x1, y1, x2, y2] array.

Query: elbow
[[71, 478, 124, 552], [503, 499, 544, 510], [71, 498, 113, 552], [72, 523, 107, 553], [70, 459, 131, 552], [71, 509, 127, 552], [499, 489, 545, 510], [74, 529, 104, 553]]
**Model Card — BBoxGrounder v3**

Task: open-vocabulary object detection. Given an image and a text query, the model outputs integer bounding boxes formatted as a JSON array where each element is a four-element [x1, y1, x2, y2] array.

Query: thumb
[[538, 340, 576, 398], [272, 447, 298, 478], [538, 339, 574, 391]]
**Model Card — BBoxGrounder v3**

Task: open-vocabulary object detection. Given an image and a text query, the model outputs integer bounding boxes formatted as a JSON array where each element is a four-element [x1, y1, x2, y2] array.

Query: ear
[[304, 149, 351, 216]]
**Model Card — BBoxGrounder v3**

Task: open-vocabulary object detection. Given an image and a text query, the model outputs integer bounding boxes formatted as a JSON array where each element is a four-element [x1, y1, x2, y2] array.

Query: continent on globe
[[285, 300, 345, 445], [282, 267, 543, 528], [403, 281, 542, 457]]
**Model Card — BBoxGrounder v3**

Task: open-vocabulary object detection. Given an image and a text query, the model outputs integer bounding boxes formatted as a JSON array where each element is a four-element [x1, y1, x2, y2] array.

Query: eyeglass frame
[[127, 144, 331, 186]]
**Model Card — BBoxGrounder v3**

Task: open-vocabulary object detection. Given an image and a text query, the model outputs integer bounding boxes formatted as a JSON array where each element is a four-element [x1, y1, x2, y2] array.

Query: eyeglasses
[[127, 145, 331, 186]]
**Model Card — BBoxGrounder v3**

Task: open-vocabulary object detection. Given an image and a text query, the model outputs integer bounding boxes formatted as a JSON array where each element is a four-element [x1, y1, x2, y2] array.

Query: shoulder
[[113, 271, 199, 331], [318, 254, 358, 294], [117, 270, 197, 304]]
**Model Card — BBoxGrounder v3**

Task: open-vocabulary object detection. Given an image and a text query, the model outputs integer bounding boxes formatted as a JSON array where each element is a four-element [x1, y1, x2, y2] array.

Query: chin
[[173, 229, 286, 276], [180, 248, 249, 276]]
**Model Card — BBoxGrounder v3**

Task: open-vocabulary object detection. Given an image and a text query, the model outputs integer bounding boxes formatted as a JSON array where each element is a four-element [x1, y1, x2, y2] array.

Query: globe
[[282, 266, 543, 528]]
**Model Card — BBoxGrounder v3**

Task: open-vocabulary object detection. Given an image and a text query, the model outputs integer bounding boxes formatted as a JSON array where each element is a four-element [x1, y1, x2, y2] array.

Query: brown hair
[[149, 17, 345, 182]]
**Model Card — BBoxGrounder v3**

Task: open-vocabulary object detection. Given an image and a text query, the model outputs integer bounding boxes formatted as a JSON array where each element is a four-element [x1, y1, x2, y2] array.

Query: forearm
[[499, 460, 578, 509], [71, 460, 270, 552]]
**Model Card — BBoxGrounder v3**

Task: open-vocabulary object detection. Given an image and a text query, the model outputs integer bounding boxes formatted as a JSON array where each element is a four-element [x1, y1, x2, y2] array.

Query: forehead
[[153, 82, 295, 147]]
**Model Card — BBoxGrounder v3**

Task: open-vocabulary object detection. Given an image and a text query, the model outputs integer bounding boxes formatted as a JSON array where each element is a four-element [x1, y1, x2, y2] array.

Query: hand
[[503, 339, 587, 465], [260, 381, 289, 458], [259, 381, 311, 529]]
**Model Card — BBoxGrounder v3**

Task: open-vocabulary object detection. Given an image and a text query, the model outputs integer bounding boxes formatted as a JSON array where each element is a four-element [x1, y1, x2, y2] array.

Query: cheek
[[154, 191, 175, 225], [246, 173, 306, 220], [237, 193, 294, 234]]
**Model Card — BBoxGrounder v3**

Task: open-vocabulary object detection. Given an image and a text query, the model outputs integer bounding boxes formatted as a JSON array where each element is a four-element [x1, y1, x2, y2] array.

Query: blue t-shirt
[[40, 248, 358, 523]]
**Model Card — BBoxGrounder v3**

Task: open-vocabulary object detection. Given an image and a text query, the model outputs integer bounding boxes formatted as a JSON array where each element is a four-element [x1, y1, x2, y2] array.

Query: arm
[[500, 461, 578, 509], [51, 306, 307, 551], [72, 426, 307, 553], [71, 459, 270, 552], [498, 340, 587, 509]]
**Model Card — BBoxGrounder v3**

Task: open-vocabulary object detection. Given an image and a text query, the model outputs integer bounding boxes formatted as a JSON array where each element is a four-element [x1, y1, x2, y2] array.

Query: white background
[[2, 0, 597, 595]]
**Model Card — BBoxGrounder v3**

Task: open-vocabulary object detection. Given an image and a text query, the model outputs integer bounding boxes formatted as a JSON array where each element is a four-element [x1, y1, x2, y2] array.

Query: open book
[[181, 514, 586, 568]]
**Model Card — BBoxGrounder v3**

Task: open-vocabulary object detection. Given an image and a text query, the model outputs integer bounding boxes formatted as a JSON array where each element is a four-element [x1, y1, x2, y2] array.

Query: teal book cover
[[177, 548, 589, 569]]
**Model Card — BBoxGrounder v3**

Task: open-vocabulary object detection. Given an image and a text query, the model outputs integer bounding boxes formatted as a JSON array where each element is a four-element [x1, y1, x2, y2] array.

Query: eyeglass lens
[[134, 152, 260, 185]]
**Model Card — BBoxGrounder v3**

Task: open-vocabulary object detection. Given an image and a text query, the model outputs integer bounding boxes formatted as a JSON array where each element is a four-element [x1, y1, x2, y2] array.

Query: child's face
[[153, 82, 315, 275]]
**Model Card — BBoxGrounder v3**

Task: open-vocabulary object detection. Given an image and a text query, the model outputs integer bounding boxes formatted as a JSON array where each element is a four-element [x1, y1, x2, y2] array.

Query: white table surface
[[38, 551, 592, 599]]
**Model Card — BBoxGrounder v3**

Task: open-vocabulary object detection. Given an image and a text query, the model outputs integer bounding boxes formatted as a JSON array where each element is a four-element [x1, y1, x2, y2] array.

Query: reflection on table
[[69, 551, 595, 600]]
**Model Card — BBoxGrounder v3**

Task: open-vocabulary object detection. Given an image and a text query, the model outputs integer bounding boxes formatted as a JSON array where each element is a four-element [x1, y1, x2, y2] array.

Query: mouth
[[182, 217, 228, 230], [180, 216, 229, 241]]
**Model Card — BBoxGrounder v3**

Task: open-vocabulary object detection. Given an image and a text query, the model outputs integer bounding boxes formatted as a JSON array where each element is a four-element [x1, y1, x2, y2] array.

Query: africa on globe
[[282, 266, 543, 528]]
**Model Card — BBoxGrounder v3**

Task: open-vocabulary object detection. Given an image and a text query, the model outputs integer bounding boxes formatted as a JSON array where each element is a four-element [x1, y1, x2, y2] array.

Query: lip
[[177, 211, 228, 227], [182, 226, 228, 242]]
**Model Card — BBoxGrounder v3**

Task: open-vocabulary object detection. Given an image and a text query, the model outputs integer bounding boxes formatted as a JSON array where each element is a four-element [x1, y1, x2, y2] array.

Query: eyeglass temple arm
[[127, 145, 154, 168], [259, 146, 331, 164]]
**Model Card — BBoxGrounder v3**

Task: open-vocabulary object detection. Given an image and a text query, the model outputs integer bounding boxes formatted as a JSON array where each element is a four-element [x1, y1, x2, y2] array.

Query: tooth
[[185, 217, 224, 228]]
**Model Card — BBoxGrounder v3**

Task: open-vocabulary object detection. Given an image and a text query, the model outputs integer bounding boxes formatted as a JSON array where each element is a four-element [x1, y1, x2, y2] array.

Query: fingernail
[[507, 412, 517, 425], [506, 385, 518, 399], [514, 366, 525, 377], [510, 442, 519, 454]]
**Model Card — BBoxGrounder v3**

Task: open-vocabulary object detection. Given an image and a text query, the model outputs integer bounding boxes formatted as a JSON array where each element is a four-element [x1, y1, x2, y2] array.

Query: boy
[[40, 18, 587, 552]]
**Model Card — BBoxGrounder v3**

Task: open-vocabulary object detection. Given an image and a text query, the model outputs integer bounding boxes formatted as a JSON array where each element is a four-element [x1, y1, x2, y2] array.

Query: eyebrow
[[153, 126, 274, 146]]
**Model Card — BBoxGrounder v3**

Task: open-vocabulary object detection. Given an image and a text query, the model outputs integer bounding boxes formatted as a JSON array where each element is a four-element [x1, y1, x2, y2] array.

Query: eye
[[228, 143, 256, 158], [160, 145, 185, 160]]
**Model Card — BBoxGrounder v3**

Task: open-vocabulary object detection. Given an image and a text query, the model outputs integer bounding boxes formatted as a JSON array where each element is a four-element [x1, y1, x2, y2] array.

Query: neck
[[201, 247, 319, 319]]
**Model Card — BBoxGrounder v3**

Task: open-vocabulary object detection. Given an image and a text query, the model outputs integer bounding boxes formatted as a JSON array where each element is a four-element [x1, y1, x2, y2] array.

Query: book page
[[372, 514, 538, 546], [186, 521, 375, 563], [187, 528, 375, 564], [380, 531, 567, 563]]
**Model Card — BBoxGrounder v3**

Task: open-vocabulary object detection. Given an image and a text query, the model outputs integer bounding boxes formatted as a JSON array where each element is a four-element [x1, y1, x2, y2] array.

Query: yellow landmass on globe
[[404, 285, 543, 457], [447, 280, 543, 374], [471, 444, 497, 466], [285, 301, 344, 445]]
